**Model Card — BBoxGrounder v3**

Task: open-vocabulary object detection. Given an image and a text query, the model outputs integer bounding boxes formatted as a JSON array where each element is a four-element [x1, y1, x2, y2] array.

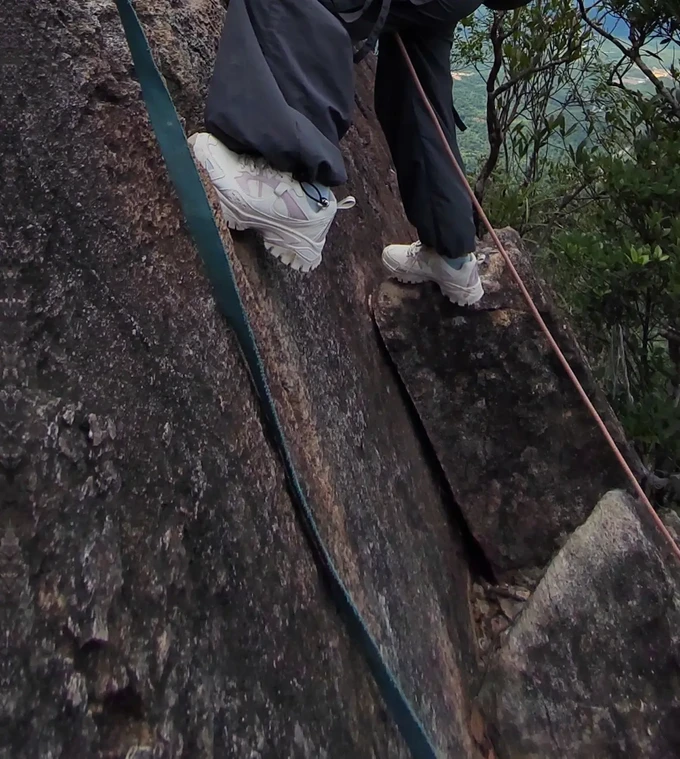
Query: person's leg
[[375, 0, 485, 305], [204, 0, 354, 187], [191, 0, 357, 272], [377, 0, 481, 259]]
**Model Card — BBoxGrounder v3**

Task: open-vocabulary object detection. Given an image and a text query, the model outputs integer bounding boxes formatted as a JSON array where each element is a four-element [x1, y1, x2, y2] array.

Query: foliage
[[547, 110, 680, 483], [452, 0, 596, 204], [452, 0, 680, 500]]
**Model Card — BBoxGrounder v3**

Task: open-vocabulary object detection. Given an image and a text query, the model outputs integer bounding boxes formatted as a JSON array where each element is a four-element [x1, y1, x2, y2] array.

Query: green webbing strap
[[113, 2, 439, 757]]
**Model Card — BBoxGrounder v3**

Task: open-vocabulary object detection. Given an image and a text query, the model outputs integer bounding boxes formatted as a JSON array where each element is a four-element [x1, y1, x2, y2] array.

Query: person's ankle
[[442, 253, 473, 270]]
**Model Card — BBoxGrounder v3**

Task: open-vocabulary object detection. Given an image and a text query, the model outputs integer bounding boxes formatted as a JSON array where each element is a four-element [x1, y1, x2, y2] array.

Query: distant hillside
[[452, 36, 678, 167]]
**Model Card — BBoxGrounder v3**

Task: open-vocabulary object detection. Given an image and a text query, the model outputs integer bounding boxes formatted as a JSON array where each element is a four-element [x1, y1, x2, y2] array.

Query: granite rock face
[[478, 490, 680, 759], [373, 230, 638, 578], [2, 1, 480, 757], [6, 3, 677, 759]]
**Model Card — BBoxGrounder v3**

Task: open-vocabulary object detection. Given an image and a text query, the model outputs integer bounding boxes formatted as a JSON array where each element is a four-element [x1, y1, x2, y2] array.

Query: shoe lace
[[301, 182, 331, 209], [300, 183, 357, 211], [407, 241, 424, 258]]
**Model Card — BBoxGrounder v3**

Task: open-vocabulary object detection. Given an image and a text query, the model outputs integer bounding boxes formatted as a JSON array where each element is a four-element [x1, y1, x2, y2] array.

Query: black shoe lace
[[301, 182, 330, 209]]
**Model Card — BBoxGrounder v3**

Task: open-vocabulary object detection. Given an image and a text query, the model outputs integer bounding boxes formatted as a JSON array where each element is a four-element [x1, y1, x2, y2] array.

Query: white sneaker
[[188, 132, 355, 272], [382, 241, 484, 306]]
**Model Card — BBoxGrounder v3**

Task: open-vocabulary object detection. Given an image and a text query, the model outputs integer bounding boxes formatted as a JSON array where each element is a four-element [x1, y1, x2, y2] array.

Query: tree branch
[[492, 54, 580, 98], [576, 0, 680, 117]]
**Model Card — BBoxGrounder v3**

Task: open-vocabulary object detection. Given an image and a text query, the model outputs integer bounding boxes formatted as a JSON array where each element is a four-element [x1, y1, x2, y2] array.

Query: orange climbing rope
[[395, 33, 680, 563]]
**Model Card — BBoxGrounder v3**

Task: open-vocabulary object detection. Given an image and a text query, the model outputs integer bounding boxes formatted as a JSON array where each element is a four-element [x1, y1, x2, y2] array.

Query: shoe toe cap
[[382, 245, 406, 266]]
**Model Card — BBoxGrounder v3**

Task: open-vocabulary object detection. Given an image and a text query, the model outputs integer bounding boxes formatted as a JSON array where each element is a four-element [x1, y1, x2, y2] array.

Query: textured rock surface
[[2, 1, 480, 757], [373, 231, 637, 577], [477, 490, 680, 759]]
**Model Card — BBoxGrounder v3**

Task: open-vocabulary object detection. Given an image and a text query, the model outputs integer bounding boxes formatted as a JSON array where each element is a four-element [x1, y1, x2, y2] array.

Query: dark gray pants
[[205, 0, 482, 258]]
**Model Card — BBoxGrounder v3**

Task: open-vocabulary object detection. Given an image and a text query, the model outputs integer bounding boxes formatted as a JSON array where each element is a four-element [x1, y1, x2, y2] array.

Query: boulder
[[477, 490, 680, 759], [2, 0, 481, 757], [373, 231, 638, 577]]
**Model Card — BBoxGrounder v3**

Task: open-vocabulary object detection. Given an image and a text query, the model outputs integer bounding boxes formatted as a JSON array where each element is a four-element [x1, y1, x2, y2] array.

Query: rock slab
[[373, 231, 634, 577]]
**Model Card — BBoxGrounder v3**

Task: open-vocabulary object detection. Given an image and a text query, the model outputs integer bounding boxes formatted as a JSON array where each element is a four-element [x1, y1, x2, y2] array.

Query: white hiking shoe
[[382, 241, 484, 306], [188, 132, 355, 272]]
